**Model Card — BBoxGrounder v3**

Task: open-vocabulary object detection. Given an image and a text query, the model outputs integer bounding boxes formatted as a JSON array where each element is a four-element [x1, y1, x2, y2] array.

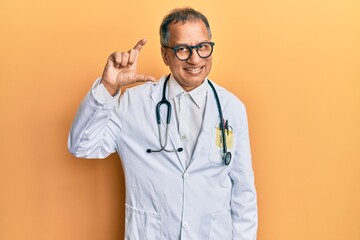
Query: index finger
[[133, 38, 147, 51]]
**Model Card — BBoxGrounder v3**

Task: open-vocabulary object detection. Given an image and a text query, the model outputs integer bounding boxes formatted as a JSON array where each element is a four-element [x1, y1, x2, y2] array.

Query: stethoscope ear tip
[[178, 148, 183, 152], [146, 149, 152, 153]]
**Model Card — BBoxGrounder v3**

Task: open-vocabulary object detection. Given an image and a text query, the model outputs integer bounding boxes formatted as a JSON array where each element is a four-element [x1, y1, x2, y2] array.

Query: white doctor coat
[[68, 76, 258, 239]]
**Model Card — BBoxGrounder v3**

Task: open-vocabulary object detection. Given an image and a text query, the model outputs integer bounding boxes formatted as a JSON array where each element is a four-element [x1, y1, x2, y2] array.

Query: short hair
[[159, 7, 212, 46]]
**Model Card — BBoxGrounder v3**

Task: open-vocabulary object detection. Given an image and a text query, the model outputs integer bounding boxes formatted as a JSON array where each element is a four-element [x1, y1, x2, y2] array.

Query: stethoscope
[[146, 74, 232, 165]]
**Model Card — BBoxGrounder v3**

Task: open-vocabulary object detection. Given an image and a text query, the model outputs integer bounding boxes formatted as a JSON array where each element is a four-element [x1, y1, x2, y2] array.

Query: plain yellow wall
[[1, 0, 359, 239]]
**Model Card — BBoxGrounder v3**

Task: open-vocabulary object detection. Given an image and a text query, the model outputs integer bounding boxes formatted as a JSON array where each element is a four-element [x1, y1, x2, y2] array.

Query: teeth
[[186, 67, 202, 72]]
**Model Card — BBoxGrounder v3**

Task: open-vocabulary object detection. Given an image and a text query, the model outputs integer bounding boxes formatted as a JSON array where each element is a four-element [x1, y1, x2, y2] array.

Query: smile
[[184, 66, 204, 74]]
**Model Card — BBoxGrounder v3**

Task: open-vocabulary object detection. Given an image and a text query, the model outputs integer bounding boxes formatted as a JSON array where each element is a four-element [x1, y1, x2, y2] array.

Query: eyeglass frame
[[162, 42, 215, 61]]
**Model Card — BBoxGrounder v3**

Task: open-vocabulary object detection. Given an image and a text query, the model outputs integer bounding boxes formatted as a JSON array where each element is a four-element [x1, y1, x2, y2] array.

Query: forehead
[[168, 20, 210, 45]]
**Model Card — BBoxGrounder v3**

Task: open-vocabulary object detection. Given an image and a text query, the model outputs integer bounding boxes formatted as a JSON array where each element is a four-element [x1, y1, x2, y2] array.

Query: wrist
[[100, 80, 119, 96]]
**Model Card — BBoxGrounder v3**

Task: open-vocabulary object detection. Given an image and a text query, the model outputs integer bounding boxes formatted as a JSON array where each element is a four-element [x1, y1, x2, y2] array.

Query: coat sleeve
[[230, 105, 258, 239], [67, 79, 123, 159]]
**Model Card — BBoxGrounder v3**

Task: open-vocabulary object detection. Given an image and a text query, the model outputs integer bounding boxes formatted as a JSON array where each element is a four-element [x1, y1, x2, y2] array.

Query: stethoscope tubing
[[207, 81, 227, 153], [147, 74, 231, 165]]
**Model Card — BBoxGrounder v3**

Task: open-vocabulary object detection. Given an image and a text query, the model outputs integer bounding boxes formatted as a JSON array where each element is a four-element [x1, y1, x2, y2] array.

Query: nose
[[187, 48, 201, 64]]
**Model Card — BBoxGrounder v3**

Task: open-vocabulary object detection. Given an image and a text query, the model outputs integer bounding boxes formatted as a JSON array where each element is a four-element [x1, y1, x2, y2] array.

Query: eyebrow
[[172, 41, 209, 47]]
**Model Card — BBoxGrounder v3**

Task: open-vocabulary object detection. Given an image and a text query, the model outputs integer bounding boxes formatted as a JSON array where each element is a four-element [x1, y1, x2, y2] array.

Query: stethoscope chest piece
[[224, 152, 232, 165]]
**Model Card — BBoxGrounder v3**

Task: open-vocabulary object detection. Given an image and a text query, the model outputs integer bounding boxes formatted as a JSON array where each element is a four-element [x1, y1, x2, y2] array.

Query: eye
[[176, 46, 189, 53], [198, 43, 210, 50]]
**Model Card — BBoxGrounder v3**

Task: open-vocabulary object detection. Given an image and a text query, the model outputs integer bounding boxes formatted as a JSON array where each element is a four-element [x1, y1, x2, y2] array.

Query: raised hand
[[101, 39, 156, 95]]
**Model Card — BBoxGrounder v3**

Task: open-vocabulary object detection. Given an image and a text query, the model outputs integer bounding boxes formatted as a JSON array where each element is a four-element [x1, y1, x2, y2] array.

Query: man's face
[[161, 20, 212, 92]]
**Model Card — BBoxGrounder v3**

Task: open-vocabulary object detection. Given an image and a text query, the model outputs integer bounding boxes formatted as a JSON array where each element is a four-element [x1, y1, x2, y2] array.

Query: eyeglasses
[[163, 42, 215, 61]]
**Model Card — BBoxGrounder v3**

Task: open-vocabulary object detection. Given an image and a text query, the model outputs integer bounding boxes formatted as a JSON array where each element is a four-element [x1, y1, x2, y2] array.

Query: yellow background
[[1, 0, 359, 239]]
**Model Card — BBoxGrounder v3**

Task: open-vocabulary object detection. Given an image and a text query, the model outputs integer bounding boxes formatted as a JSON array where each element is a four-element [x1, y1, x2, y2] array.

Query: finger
[[107, 54, 116, 66], [133, 38, 147, 52], [112, 52, 123, 68], [132, 74, 156, 83], [120, 52, 130, 67], [107, 55, 120, 69], [127, 48, 138, 65]]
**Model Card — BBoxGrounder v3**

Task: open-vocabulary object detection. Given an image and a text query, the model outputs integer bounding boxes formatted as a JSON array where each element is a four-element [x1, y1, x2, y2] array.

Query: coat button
[[182, 222, 189, 228], [183, 173, 189, 179]]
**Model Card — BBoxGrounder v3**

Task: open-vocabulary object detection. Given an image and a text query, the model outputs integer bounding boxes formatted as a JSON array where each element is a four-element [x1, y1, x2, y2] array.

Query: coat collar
[[167, 75, 208, 110]]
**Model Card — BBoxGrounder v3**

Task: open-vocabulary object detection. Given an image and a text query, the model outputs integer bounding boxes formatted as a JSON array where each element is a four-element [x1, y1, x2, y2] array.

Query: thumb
[[132, 74, 156, 83]]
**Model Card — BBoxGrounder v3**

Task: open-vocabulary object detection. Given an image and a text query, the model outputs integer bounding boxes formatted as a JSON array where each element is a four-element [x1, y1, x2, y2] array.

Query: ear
[[161, 47, 169, 66]]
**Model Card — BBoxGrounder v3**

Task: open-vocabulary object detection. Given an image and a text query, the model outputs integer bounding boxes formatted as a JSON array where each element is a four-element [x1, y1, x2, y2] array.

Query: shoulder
[[207, 80, 249, 133]]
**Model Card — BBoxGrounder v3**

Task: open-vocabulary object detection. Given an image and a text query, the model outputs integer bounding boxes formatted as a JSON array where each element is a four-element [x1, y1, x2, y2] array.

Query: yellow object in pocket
[[215, 127, 234, 148]]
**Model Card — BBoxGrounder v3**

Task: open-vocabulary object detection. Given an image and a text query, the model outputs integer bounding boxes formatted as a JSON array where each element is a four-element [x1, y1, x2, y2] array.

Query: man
[[68, 7, 258, 239]]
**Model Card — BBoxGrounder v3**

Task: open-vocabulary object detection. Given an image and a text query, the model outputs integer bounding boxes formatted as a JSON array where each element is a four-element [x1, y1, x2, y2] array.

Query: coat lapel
[[188, 82, 219, 169]]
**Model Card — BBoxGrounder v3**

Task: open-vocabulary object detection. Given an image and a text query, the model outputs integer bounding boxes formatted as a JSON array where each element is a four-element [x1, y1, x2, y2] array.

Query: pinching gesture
[[101, 38, 156, 95]]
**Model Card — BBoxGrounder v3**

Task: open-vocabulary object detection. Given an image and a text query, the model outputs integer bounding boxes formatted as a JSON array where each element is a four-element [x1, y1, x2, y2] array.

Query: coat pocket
[[125, 204, 162, 240], [209, 210, 233, 240], [209, 122, 236, 166]]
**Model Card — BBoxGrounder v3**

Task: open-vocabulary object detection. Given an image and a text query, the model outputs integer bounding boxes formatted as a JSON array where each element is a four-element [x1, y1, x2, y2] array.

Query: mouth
[[184, 66, 204, 74]]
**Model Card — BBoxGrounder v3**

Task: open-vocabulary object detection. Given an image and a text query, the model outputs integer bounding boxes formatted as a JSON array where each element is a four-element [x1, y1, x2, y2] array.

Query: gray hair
[[159, 7, 212, 46]]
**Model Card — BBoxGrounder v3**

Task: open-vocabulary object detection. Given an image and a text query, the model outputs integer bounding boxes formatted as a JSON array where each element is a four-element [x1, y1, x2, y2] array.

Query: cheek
[[170, 62, 184, 71], [206, 58, 212, 65], [205, 59, 212, 70]]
